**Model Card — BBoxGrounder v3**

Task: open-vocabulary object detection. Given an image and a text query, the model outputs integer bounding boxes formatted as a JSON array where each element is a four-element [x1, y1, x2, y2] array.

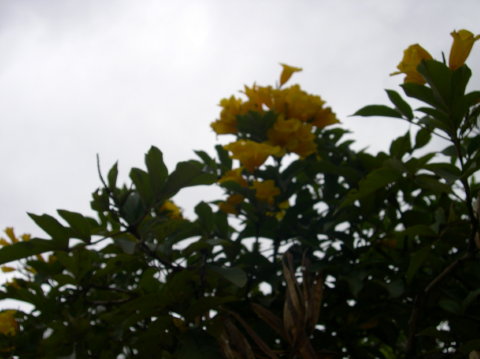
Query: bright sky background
[[1, 0, 479, 236]]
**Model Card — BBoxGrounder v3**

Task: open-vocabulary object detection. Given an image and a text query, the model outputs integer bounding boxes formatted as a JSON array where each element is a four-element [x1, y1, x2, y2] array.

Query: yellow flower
[[267, 116, 302, 149], [218, 168, 248, 187], [159, 200, 182, 219], [279, 63, 302, 87], [267, 118, 317, 158], [224, 140, 282, 172], [449, 29, 480, 70], [251, 180, 280, 205], [4, 228, 18, 243], [0, 266, 15, 273], [266, 200, 289, 220], [211, 96, 251, 135], [218, 194, 244, 215], [243, 84, 274, 111], [0, 311, 17, 336], [391, 44, 433, 84], [311, 106, 339, 128], [0, 238, 8, 246]]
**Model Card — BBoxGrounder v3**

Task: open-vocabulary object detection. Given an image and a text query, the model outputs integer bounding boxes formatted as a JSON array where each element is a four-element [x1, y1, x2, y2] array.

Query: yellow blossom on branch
[[4, 228, 18, 243], [224, 140, 282, 172], [271, 85, 339, 127], [267, 116, 317, 157], [279, 63, 302, 87], [218, 194, 244, 215], [449, 29, 480, 70], [0, 311, 18, 336], [159, 200, 183, 219], [391, 44, 433, 84], [211, 96, 252, 135], [1, 266, 15, 273], [251, 180, 280, 205], [218, 168, 248, 187]]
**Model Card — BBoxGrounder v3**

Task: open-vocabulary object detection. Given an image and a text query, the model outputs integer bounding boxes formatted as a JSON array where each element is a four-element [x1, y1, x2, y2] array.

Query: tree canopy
[[0, 29, 479, 358]]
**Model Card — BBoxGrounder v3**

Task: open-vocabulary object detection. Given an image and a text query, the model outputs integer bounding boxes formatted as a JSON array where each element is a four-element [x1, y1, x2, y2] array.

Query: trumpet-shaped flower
[[391, 44, 433, 84], [279, 63, 302, 87], [449, 29, 480, 70], [159, 200, 182, 219], [218, 168, 248, 187], [251, 180, 280, 205], [224, 140, 282, 172], [0, 311, 17, 336], [211, 96, 255, 135], [267, 117, 317, 157], [218, 194, 244, 215]]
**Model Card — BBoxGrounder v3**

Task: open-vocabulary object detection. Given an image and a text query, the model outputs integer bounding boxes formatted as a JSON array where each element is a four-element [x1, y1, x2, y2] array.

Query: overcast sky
[[1, 0, 479, 236]]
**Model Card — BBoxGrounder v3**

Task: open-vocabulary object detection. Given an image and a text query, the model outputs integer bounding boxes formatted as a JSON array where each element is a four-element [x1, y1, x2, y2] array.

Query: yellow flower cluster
[[251, 180, 280, 205], [211, 64, 338, 163], [212, 83, 338, 137], [0, 310, 17, 336], [223, 140, 282, 172], [392, 29, 479, 84]]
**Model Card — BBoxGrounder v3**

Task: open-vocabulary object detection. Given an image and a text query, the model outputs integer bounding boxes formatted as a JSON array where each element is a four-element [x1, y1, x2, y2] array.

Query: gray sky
[[1, 0, 479, 236]]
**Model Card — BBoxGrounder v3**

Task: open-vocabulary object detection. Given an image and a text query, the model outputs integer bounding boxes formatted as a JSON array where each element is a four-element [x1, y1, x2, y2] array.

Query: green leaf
[[439, 298, 462, 314], [194, 202, 214, 233], [386, 89, 413, 120], [353, 105, 402, 119], [389, 131, 411, 158], [339, 166, 402, 208], [208, 265, 247, 287], [145, 146, 168, 196], [451, 64, 471, 100], [236, 110, 276, 141], [414, 127, 432, 149], [401, 83, 439, 108], [121, 192, 145, 224], [215, 144, 232, 171], [417, 60, 452, 109], [424, 162, 461, 183], [130, 168, 153, 204], [406, 246, 430, 284], [107, 162, 118, 189], [114, 235, 137, 255], [163, 161, 216, 198], [57, 210, 92, 242], [28, 213, 70, 241], [0, 238, 64, 265], [414, 174, 451, 193]]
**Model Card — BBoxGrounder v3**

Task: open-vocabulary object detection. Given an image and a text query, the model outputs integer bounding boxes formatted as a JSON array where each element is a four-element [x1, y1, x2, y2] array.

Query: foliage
[[0, 29, 479, 358]]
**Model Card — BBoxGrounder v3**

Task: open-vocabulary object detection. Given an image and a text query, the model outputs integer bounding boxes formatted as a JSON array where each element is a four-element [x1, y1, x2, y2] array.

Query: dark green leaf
[[208, 265, 247, 287], [386, 89, 414, 120], [414, 127, 432, 149], [194, 202, 214, 233], [417, 60, 452, 109], [353, 105, 402, 119], [163, 160, 215, 198], [107, 162, 118, 189], [406, 246, 431, 283], [401, 83, 439, 108], [130, 167, 153, 204], [0, 238, 64, 265], [145, 146, 168, 196], [28, 213, 70, 241], [57, 210, 92, 241], [424, 162, 461, 183]]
